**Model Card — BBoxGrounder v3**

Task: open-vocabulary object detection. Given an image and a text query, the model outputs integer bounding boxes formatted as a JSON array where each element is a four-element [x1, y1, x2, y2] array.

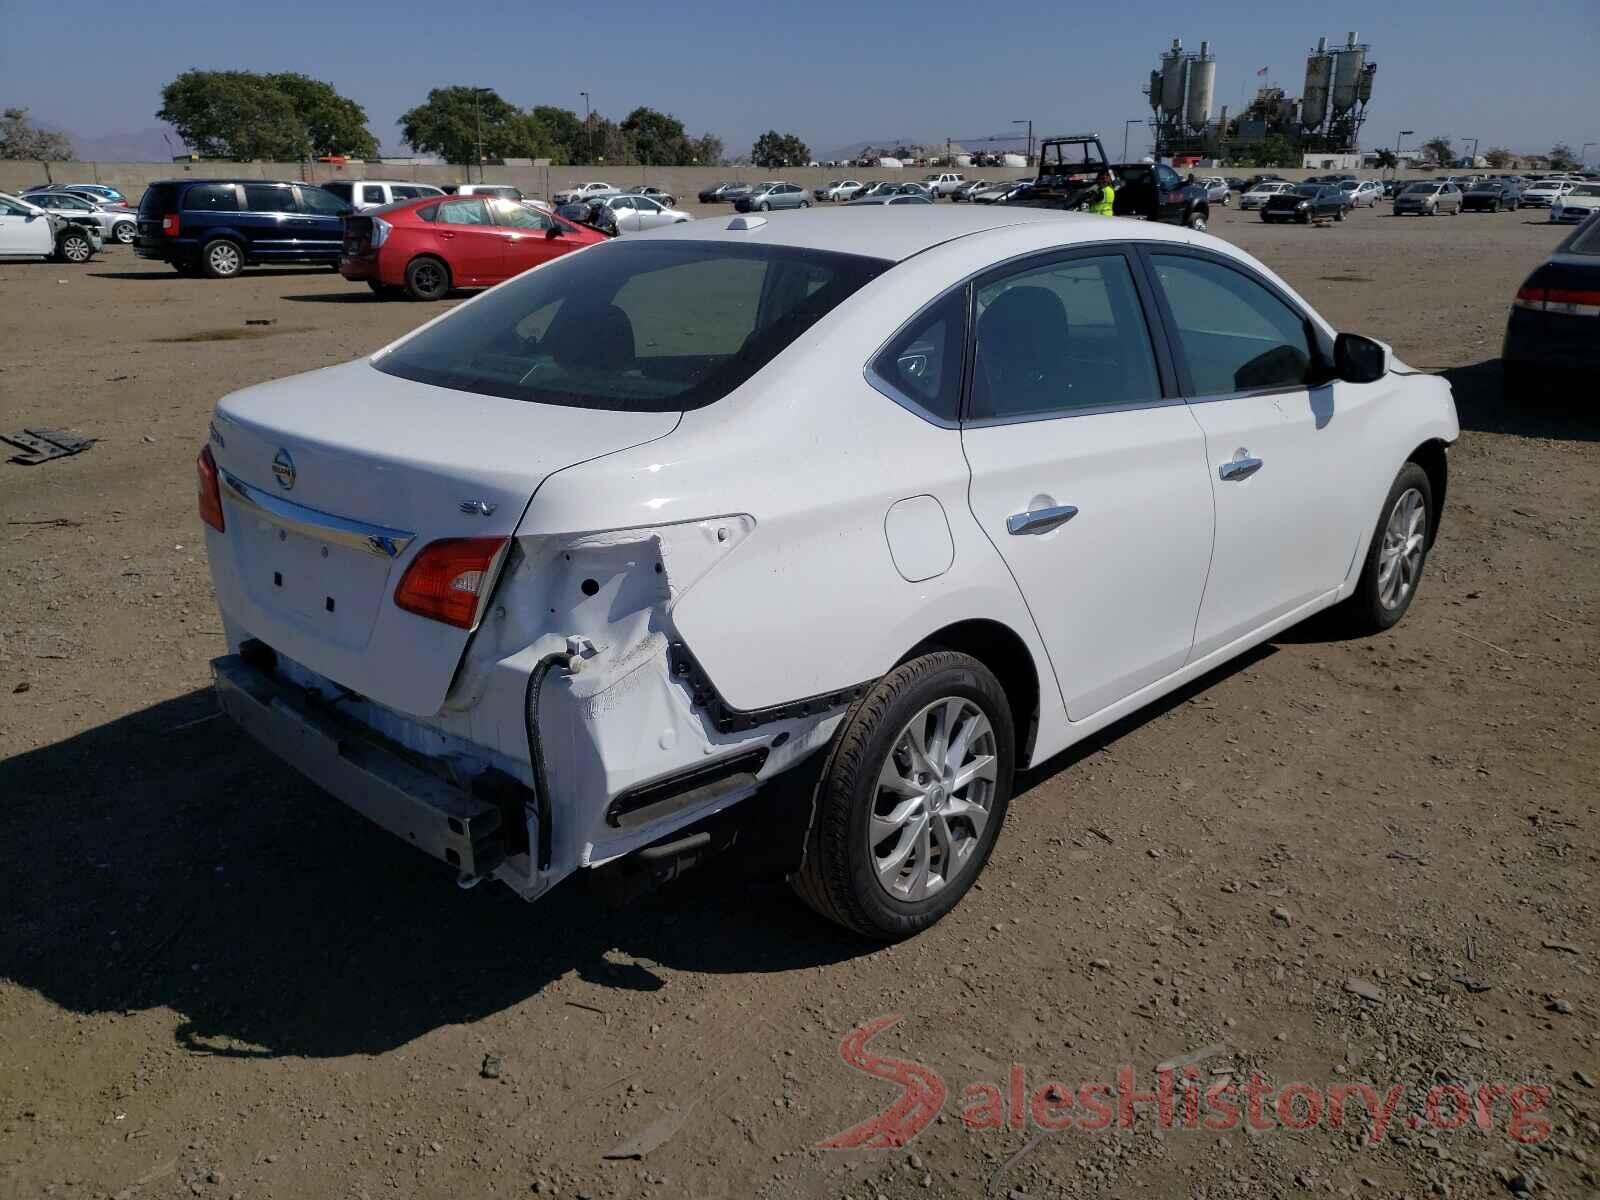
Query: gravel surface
[[1, 202, 1596, 1199]]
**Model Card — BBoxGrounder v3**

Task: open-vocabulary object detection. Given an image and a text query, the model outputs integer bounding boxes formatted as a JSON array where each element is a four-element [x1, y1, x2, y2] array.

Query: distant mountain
[[66, 125, 183, 163]]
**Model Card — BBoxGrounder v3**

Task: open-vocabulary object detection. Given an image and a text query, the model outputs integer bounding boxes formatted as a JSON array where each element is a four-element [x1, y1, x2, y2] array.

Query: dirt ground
[[1, 202, 1596, 1200]]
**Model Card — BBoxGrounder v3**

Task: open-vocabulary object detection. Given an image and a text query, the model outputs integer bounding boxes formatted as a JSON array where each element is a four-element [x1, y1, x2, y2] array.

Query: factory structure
[[1145, 33, 1378, 163]]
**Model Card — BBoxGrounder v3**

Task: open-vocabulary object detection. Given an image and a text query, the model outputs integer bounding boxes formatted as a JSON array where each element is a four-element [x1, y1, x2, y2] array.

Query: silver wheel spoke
[[876, 811, 926, 883], [871, 795, 922, 845], [943, 796, 989, 841], [950, 753, 997, 794], [904, 819, 933, 900], [877, 756, 922, 800]]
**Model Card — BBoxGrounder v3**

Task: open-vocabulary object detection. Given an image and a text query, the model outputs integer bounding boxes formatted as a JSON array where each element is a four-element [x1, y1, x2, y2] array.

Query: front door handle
[[1219, 456, 1263, 481], [1006, 504, 1079, 535]]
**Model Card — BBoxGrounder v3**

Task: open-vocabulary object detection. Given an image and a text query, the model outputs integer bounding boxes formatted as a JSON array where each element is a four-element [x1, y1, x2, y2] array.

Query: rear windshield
[[139, 183, 180, 216], [1563, 216, 1600, 254], [374, 240, 891, 412]]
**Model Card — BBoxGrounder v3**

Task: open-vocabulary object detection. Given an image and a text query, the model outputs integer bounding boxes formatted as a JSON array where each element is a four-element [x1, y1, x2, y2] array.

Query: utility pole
[[1013, 119, 1033, 165], [1395, 129, 1414, 179], [1466, 136, 1479, 166], [1584, 142, 1598, 168], [580, 91, 591, 165], [472, 87, 493, 183], [1123, 118, 1141, 162]]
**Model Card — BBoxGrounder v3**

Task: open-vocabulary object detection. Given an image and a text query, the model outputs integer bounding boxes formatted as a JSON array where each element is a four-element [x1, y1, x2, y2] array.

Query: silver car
[[733, 182, 810, 212], [1393, 182, 1464, 216], [1198, 176, 1231, 206], [602, 194, 692, 233], [23, 189, 136, 244], [1339, 179, 1384, 208]]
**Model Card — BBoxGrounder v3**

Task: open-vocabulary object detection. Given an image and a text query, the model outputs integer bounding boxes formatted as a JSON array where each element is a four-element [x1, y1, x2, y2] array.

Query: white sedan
[[196, 207, 1458, 939], [0, 191, 102, 261], [603, 193, 692, 233], [1550, 183, 1600, 223], [552, 181, 618, 205], [1239, 181, 1295, 210]]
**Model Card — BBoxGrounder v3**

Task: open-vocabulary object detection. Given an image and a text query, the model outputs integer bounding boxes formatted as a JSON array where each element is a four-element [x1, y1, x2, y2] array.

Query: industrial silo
[[1148, 69, 1163, 110], [1302, 35, 1332, 130], [1357, 62, 1376, 105], [1186, 41, 1216, 130], [1161, 39, 1188, 117], [1332, 31, 1366, 117]]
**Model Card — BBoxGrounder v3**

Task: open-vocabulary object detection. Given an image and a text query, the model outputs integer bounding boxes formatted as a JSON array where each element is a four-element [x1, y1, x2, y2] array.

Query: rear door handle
[[1219, 456, 1263, 481], [1006, 504, 1079, 535]]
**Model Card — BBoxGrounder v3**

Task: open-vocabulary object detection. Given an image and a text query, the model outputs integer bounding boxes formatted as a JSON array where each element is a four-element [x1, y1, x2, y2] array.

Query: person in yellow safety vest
[[1090, 171, 1116, 216]]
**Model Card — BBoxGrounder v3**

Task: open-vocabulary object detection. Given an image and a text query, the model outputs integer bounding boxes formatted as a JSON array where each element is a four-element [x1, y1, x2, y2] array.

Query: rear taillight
[[394, 538, 509, 629], [161, 212, 180, 236], [197, 444, 225, 532], [1513, 285, 1546, 310], [1516, 285, 1600, 313], [371, 217, 392, 248]]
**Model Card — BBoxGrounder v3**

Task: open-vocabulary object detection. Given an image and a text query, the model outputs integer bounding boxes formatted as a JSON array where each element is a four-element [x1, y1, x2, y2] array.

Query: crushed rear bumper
[[212, 652, 522, 879]]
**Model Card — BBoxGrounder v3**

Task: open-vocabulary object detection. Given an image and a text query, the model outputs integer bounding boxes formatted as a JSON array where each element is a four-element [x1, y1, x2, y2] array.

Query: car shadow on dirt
[[1444, 359, 1599, 442], [87, 269, 333, 281], [0, 689, 869, 1060], [279, 291, 387, 303]]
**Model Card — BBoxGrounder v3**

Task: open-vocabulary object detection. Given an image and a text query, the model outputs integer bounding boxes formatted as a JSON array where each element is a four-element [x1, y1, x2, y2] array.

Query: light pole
[[1465, 137, 1479, 167], [1123, 119, 1141, 162], [472, 87, 493, 183], [1394, 129, 1414, 178], [1012, 119, 1033, 165], [1582, 142, 1597, 169], [579, 91, 591, 165]]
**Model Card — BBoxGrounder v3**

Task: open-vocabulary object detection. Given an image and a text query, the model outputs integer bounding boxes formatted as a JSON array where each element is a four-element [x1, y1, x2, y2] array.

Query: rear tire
[[1335, 208, 1345, 222], [1340, 463, 1434, 634], [113, 221, 135, 244], [1185, 209, 1207, 232], [200, 238, 243, 278], [404, 256, 450, 301], [790, 651, 1015, 940]]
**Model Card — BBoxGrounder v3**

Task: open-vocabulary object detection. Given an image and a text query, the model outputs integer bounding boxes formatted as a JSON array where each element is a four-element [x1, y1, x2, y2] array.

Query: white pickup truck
[[552, 181, 619, 205], [920, 172, 966, 198]]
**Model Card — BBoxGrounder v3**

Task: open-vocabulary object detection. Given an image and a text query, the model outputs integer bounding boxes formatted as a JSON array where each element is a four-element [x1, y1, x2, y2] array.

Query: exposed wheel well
[[1408, 440, 1449, 546], [903, 619, 1041, 766]]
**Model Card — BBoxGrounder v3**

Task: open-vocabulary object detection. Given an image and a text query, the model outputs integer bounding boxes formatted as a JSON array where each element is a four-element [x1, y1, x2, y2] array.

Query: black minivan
[[135, 179, 352, 277]]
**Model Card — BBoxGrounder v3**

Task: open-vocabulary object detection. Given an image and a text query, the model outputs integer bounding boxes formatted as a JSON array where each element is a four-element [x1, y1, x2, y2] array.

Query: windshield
[[1572, 185, 1600, 197], [1404, 184, 1439, 194], [375, 240, 891, 412], [1564, 217, 1600, 254], [1293, 185, 1322, 196]]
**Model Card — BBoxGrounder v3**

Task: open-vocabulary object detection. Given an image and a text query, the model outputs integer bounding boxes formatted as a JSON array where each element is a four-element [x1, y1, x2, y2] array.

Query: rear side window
[[375, 241, 890, 412], [439, 199, 491, 226], [1150, 254, 1315, 395], [297, 186, 349, 216], [182, 184, 238, 212], [242, 185, 296, 213], [416, 203, 440, 222], [139, 183, 180, 216], [869, 288, 966, 422], [361, 184, 386, 204], [322, 182, 353, 202], [970, 254, 1161, 420]]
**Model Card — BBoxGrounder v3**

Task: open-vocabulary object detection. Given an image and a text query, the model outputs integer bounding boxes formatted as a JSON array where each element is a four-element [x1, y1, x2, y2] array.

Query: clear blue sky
[[5, 1, 1597, 160]]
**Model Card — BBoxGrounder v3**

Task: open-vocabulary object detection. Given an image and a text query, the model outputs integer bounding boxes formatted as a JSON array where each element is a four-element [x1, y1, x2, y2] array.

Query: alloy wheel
[[208, 242, 241, 276], [61, 236, 91, 262], [870, 698, 998, 903], [1377, 487, 1427, 610]]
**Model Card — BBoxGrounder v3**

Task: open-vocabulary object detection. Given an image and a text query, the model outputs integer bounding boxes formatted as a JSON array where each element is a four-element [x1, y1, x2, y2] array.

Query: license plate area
[[233, 516, 393, 650]]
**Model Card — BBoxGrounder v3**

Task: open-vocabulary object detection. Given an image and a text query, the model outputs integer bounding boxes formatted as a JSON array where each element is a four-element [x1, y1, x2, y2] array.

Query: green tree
[[399, 86, 523, 165], [1420, 136, 1454, 167], [688, 133, 724, 166], [621, 106, 691, 165], [1372, 148, 1398, 171], [1548, 142, 1578, 171], [266, 73, 377, 158], [159, 71, 306, 159], [1483, 146, 1513, 169], [532, 105, 583, 161], [0, 107, 74, 160], [1234, 134, 1299, 169], [752, 130, 809, 168]]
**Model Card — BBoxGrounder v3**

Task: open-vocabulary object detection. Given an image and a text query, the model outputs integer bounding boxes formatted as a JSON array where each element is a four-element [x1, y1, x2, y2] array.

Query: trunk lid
[[207, 358, 679, 716]]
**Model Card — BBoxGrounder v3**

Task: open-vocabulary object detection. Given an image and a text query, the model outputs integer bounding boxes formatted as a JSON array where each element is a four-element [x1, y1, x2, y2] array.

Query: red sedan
[[340, 195, 606, 300]]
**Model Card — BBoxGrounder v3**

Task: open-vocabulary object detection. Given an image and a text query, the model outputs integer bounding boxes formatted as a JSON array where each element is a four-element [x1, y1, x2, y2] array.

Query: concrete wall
[[0, 160, 1455, 207]]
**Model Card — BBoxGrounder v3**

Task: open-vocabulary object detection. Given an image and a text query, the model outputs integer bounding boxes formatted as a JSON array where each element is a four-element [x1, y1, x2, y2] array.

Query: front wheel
[[1335, 208, 1346, 222], [1221, 193, 1230, 206], [200, 238, 243, 278], [758, 201, 770, 212], [800, 199, 810, 208], [791, 651, 1015, 940], [55, 231, 95, 263], [113, 221, 136, 244], [1185, 210, 1207, 232], [1341, 463, 1434, 633]]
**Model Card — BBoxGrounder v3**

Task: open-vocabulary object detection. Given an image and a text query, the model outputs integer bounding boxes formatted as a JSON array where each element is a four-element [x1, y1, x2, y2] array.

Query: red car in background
[[340, 194, 605, 300]]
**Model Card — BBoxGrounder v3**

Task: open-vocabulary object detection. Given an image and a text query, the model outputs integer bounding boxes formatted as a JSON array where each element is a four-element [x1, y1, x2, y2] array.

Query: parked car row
[[0, 191, 104, 262]]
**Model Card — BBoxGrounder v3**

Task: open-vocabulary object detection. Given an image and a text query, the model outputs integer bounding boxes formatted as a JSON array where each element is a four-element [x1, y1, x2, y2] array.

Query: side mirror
[[545, 225, 562, 239], [1334, 333, 1391, 384]]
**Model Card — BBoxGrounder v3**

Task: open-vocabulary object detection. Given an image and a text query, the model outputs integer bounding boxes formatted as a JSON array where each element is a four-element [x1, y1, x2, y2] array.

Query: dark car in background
[[696, 181, 743, 203], [1462, 180, 1522, 212], [1261, 184, 1350, 224], [134, 179, 352, 277], [1503, 211, 1600, 396]]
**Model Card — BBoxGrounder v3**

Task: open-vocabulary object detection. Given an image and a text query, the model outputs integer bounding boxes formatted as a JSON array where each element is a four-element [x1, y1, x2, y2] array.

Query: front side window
[[0, 197, 32, 216], [969, 253, 1161, 421], [297, 186, 349, 216], [242, 185, 296, 213], [1149, 254, 1317, 396], [491, 201, 551, 230], [438, 199, 491, 226], [375, 241, 890, 412]]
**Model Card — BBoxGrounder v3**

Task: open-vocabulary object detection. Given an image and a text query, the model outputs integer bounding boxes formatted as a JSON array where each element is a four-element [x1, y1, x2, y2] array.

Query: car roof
[[640, 205, 1208, 262]]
